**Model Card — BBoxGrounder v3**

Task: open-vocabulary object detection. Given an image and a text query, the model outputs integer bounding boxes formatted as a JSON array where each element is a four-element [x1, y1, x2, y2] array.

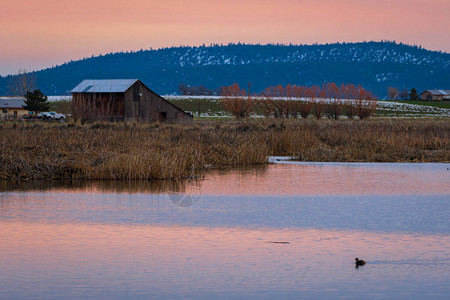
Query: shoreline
[[269, 156, 450, 165], [1, 119, 449, 180]]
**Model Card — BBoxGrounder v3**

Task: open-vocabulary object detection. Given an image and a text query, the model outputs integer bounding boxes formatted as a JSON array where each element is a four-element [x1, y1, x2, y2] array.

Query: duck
[[355, 258, 366, 267]]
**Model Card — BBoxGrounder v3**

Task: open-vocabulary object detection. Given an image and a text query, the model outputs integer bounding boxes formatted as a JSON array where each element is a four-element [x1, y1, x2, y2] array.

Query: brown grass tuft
[[0, 119, 448, 180]]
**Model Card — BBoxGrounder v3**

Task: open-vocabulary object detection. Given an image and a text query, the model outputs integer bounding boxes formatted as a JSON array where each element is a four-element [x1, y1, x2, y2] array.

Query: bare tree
[[387, 87, 399, 100], [219, 83, 254, 119], [398, 88, 408, 100], [8, 69, 37, 97], [356, 86, 377, 119]]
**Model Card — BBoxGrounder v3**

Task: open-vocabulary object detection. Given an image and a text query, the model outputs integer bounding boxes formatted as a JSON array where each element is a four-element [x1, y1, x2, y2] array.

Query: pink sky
[[1, 0, 449, 76]]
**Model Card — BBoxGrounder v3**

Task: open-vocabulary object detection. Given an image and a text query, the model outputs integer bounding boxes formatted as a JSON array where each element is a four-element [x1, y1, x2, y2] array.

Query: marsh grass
[[0, 119, 448, 180]]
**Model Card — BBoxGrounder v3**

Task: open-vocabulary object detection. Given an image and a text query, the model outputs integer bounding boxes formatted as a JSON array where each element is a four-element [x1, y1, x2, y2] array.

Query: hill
[[1, 41, 449, 97]]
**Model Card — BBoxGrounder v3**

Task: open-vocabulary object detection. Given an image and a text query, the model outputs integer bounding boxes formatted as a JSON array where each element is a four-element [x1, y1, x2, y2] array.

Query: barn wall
[[72, 80, 192, 123], [124, 81, 192, 122], [72, 92, 125, 121]]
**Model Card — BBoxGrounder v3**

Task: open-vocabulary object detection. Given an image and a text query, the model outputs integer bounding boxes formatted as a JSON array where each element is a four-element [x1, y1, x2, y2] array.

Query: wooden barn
[[420, 90, 450, 101], [71, 79, 192, 122]]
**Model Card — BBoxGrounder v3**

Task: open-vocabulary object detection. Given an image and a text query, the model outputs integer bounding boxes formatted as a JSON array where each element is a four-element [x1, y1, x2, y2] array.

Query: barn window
[[2, 108, 6, 113]]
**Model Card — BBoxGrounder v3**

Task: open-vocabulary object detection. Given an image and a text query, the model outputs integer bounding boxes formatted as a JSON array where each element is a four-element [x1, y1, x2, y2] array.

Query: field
[[164, 96, 450, 118], [383, 100, 450, 109], [0, 119, 449, 180], [2, 95, 450, 118], [376, 100, 450, 117]]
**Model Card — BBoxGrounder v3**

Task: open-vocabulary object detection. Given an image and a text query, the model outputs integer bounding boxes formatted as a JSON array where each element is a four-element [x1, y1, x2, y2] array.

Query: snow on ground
[[163, 95, 222, 101], [376, 100, 450, 117], [2, 95, 448, 117], [165, 95, 450, 117], [47, 96, 72, 102]]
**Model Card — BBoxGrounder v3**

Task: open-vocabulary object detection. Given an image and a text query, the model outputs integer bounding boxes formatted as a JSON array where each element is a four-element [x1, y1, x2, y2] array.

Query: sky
[[1, 0, 449, 76]]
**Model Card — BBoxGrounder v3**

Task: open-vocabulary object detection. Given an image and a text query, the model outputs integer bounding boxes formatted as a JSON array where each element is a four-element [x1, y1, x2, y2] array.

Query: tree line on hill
[[2, 42, 448, 97]]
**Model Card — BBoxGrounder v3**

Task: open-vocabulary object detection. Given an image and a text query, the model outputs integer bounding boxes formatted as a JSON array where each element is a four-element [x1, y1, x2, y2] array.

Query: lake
[[1, 162, 449, 299]]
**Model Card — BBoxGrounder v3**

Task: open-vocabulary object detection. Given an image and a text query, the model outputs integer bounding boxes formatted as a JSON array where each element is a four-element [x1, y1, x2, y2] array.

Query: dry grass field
[[0, 119, 449, 180]]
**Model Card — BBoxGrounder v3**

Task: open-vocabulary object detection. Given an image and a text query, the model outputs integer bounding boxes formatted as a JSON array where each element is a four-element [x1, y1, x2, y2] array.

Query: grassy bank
[[0, 119, 449, 180]]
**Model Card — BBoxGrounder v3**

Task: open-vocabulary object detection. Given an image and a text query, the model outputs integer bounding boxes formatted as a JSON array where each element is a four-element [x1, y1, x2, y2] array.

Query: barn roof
[[0, 98, 26, 108], [71, 79, 139, 93], [420, 89, 450, 95]]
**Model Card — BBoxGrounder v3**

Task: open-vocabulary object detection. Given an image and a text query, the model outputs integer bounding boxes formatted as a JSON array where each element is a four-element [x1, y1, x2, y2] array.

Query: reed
[[0, 119, 448, 180]]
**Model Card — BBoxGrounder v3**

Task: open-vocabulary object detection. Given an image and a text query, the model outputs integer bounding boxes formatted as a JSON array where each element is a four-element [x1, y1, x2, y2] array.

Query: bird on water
[[355, 258, 366, 268]]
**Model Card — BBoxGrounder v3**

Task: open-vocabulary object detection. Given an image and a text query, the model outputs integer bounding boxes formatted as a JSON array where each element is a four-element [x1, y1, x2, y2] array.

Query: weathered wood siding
[[72, 80, 192, 123], [124, 81, 192, 122], [72, 92, 125, 121]]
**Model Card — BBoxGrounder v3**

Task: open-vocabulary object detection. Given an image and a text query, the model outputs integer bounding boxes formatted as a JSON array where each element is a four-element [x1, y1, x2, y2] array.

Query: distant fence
[[0, 115, 23, 121]]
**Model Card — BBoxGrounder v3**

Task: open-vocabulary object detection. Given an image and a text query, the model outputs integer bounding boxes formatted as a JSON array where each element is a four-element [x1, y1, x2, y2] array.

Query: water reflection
[[168, 190, 202, 208], [1, 192, 448, 233], [1, 163, 449, 299], [1, 162, 449, 196], [1, 222, 449, 299], [0, 178, 198, 194]]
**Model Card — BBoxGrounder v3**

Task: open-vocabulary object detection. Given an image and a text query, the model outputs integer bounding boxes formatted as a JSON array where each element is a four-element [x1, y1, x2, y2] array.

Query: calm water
[[1, 162, 449, 299]]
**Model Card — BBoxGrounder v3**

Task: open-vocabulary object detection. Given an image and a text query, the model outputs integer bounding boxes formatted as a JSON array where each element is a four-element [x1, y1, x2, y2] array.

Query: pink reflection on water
[[201, 163, 450, 195], [0, 221, 449, 297], [1, 163, 448, 196]]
